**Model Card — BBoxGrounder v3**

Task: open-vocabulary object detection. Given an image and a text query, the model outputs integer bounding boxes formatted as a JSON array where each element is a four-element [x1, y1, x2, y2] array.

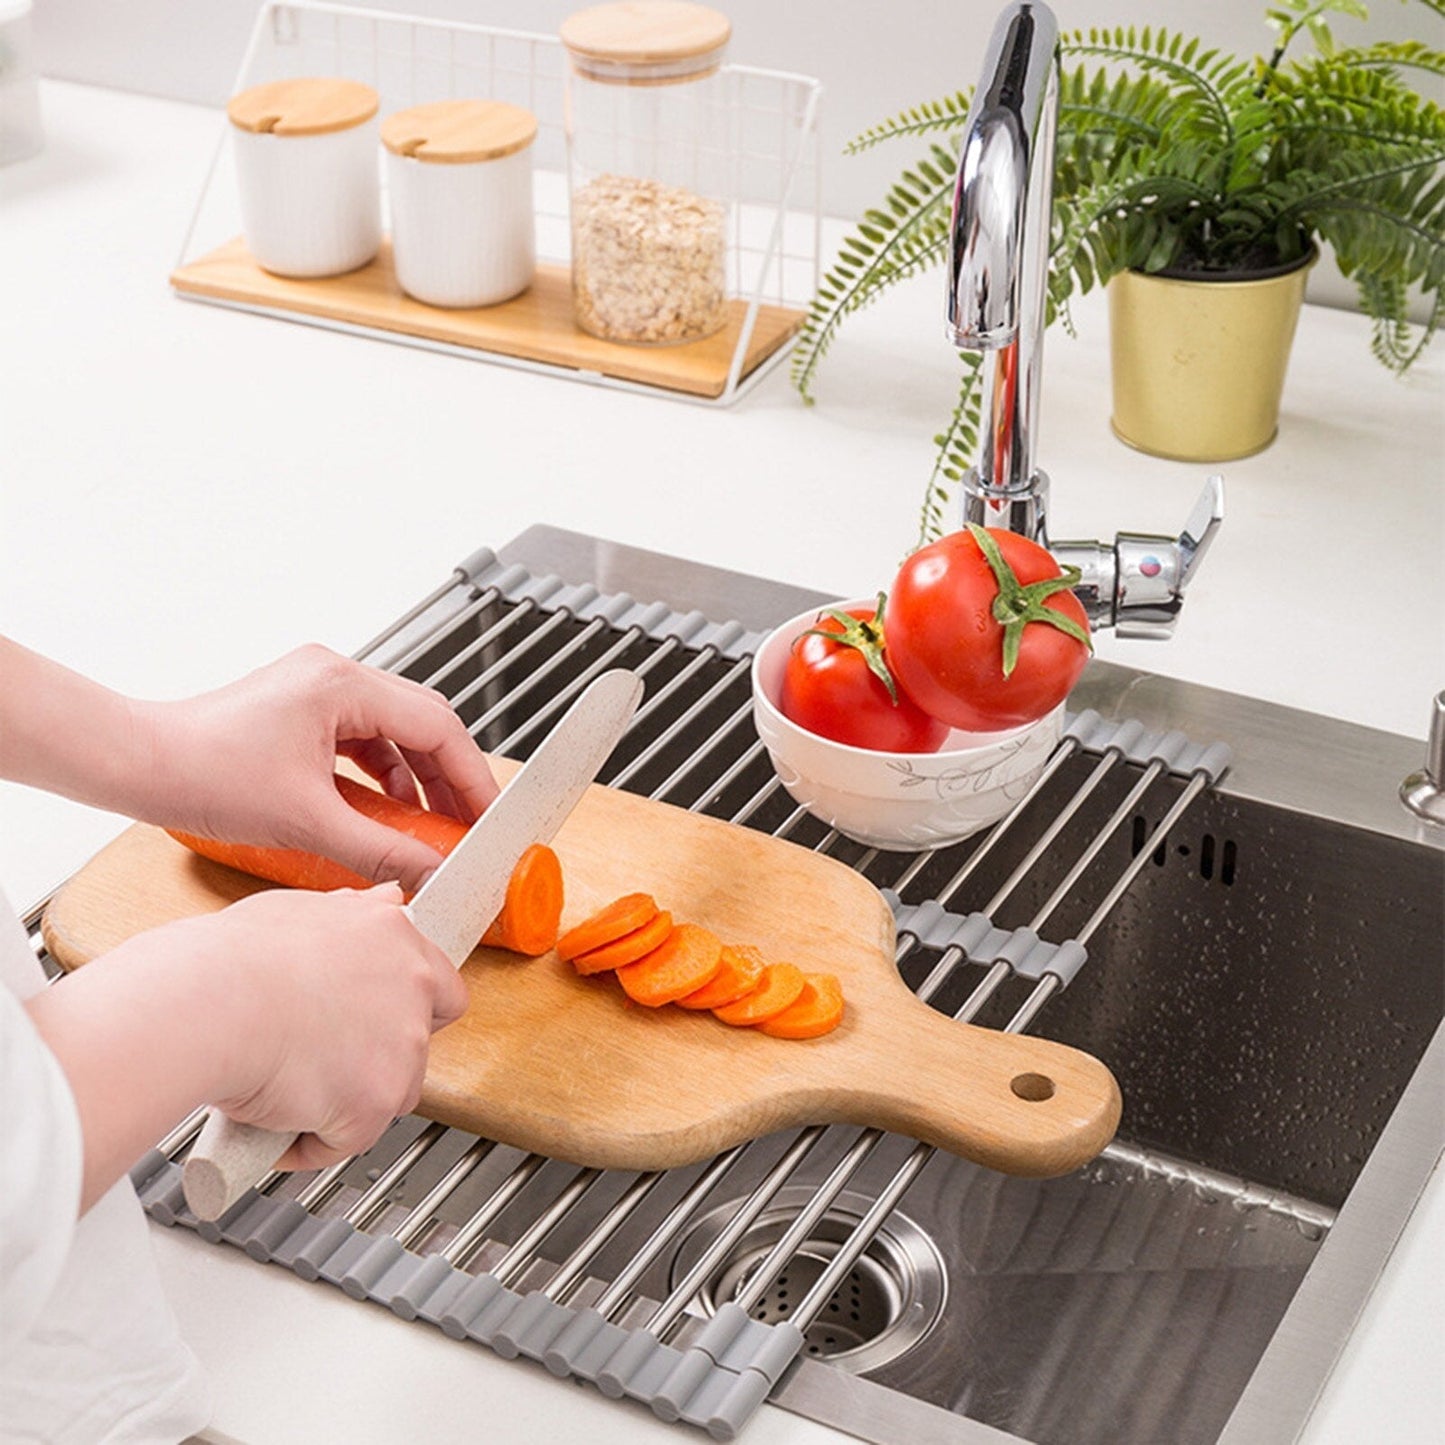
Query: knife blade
[[180, 668, 643, 1221]]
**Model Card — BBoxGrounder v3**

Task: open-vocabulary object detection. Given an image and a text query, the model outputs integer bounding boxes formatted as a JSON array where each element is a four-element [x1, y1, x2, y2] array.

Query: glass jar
[[560, 2, 732, 345]]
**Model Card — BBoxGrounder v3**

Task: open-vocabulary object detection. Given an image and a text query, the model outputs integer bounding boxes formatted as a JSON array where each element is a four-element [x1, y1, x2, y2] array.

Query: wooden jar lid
[[227, 77, 379, 136], [561, 2, 731, 75], [381, 99, 538, 164]]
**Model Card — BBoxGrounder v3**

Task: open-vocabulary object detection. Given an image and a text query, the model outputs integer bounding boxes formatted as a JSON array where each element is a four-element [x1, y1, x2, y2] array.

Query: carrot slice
[[616, 922, 723, 1007], [480, 843, 564, 956], [573, 911, 674, 975], [677, 943, 767, 1010], [757, 973, 845, 1039], [556, 893, 659, 961], [712, 962, 807, 1026]]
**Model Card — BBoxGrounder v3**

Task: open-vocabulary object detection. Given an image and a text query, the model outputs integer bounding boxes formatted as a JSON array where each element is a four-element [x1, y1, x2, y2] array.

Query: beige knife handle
[[181, 1110, 296, 1221]]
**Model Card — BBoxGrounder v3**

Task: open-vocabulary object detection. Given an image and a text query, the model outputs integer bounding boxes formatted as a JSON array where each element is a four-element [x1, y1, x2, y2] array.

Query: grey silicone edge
[[438, 1272, 503, 1341], [288, 1216, 355, 1282], [595, 1328, 665, 1398], [721, 1318, 806, 1383], [128, 1148, 169, 1192], [604, 1331, 689, 1403], [492, 1291, 574, 1361], [688, 1302, 752, 1363], [465, 1285, 525, 1348], [466, 555, 767, 662], [651, 1347, 719, 1422], [339, 1235, 406, 1301], [216, 1191, 283, 1249], [140, 1170, 190, 1228], [396, 1254, 465, 1322], [240, 1197, 311, 1263], [315, 1230, 376, 1289], [887, 899, 1091, 989], [547, 1308, 633, 1381], [699, 1367, 777, 1441], [267, 1212, 341, 1271]]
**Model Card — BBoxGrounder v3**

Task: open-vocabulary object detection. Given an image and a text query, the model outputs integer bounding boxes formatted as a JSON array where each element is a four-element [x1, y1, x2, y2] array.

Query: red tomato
[[884, 525, 1091, 732], [780, 602, 950, 753]]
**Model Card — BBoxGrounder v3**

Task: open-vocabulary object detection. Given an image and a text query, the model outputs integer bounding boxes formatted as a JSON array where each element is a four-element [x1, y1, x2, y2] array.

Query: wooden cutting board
[[42, 775, 1121, 1178]]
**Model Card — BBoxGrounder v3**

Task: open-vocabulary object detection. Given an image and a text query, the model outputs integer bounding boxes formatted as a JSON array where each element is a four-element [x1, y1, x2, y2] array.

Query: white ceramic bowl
[[751, 600, 1065, 851]]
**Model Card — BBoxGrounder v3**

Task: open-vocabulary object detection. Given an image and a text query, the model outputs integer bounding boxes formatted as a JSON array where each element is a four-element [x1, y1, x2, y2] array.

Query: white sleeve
[[0, 977, 83, 1353]]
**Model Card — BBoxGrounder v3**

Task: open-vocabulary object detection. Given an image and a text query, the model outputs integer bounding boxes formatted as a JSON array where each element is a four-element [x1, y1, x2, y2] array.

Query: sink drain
[[669, 1186, 947, 1374]]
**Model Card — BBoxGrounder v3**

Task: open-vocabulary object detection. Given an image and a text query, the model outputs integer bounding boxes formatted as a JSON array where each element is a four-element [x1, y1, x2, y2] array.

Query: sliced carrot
[[616, 922, 724, 1007], [556, 893, 659, 962], [480, 843, 564, 956], [712, 962, 807, 1026], [573, 910, 674, 975], [677, 943, 767, 1010], [756, 973, 845, 1039]]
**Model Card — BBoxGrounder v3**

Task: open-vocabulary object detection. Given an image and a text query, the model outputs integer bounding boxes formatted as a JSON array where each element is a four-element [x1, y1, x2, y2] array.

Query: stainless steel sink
[[638, 718, 1444, 1444], [491, 529, 1444, 1444], [106, 525, 1443, 1445]]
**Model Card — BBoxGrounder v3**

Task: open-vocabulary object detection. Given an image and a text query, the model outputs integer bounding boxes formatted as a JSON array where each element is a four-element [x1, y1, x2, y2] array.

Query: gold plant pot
[[1108, 248, 1316, 462]]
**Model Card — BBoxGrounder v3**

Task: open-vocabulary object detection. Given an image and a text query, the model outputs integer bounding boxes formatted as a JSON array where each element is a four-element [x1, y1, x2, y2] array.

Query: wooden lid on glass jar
[[227, 77, 379, 136], [561, 2, 731, 82], [380, 100, 538, 164]]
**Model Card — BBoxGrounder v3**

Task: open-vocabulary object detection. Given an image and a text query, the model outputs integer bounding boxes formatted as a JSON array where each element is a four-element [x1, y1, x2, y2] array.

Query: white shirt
[[0, 884, 211, 1443]]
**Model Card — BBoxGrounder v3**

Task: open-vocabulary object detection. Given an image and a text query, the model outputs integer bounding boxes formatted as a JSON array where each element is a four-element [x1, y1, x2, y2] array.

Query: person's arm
[[26, 883, 470, 1213], [0, 639, 498, 893], [2, 637, 494, 1213]]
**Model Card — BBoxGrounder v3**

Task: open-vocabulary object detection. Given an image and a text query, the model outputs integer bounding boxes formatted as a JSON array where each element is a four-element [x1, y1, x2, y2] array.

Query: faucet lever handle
[[1056, 475, 1226, 640], [1111, 475, 1225, 639], [1177, 474, 1226, 590]]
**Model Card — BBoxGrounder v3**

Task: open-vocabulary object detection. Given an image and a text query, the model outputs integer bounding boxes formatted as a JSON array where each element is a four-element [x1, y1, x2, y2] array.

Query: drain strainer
[[669, 1186, 947, 1374]]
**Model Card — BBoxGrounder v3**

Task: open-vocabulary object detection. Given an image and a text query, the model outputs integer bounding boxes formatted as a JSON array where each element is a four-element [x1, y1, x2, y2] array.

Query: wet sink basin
[[698, 663, 1444, 1445]]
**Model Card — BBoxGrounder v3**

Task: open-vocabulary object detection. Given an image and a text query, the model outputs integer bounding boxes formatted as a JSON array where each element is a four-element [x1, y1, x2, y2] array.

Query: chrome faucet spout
[[947, 0, 1059, 539], [946, 1, 1224, 638]]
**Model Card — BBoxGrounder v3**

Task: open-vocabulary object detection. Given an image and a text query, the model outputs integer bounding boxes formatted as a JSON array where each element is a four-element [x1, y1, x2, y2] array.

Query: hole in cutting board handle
[[1010, 1072, 1056, 1102]]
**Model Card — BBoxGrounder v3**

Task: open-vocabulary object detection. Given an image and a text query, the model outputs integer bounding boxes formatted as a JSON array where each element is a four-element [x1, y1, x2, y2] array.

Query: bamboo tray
[[171, 237, 806, 400]]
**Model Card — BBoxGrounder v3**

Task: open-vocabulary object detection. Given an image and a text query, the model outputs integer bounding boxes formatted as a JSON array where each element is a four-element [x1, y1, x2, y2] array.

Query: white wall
[[30, 0, 1441, 312]]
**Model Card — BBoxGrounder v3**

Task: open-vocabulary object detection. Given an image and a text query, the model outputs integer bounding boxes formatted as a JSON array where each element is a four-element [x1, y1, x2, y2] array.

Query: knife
[[180, 668, 644, 1221]]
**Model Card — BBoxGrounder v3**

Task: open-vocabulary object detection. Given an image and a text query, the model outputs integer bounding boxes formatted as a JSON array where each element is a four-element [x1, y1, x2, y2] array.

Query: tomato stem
[[966, 524, 1093, 678], [798, 593, 902, 704]]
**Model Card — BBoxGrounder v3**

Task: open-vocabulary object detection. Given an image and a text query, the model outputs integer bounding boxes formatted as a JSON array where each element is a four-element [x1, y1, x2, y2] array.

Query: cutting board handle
[[182, 1110, 296, 1220], [820, 996, 1123, 1178]]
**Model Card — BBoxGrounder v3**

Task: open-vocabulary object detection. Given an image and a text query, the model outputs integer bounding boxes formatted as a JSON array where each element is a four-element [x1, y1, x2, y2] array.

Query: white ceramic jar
[[227, 77, 381, 278], [381, 100, 537, 309]]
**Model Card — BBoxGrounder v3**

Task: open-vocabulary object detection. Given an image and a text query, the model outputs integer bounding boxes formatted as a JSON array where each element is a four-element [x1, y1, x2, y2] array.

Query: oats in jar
[[571, 174, 727, 344]]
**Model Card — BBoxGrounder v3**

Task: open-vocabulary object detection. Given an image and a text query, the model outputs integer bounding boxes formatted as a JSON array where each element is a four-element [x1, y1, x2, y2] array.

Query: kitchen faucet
[[947, 0, 1224, 638]]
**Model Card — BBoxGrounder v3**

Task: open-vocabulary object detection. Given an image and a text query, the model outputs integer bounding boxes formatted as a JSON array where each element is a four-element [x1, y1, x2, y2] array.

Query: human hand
[[130, 645, 498, 893], [27, 881, 472, 1207], [174, 883, 469, 1171]]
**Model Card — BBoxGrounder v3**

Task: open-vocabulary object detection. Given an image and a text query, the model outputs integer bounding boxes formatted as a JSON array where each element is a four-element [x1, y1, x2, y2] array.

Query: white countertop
[[1, 81, 1441, 1445]]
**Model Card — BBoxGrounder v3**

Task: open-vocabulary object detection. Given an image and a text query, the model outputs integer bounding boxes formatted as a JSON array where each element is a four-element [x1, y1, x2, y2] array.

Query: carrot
[[170, 774, 561, 955], [616, 922, 723, 1007], [573, 910, 674, 975], [677, 943, 767, 1010], [712, 962, 806, 1026], [756, 973, 845, 1039], [480, 843, 564, 956], [170, 775, 468, 894], [556, 893, 659, 961]]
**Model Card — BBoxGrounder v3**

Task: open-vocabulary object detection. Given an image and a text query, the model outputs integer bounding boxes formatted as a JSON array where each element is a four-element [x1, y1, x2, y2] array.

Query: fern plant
[[792, 0, 1445, 546]]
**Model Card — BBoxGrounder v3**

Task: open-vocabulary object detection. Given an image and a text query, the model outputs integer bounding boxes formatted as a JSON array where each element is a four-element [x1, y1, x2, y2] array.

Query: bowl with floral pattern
[[751, 599, 1065, 850]]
